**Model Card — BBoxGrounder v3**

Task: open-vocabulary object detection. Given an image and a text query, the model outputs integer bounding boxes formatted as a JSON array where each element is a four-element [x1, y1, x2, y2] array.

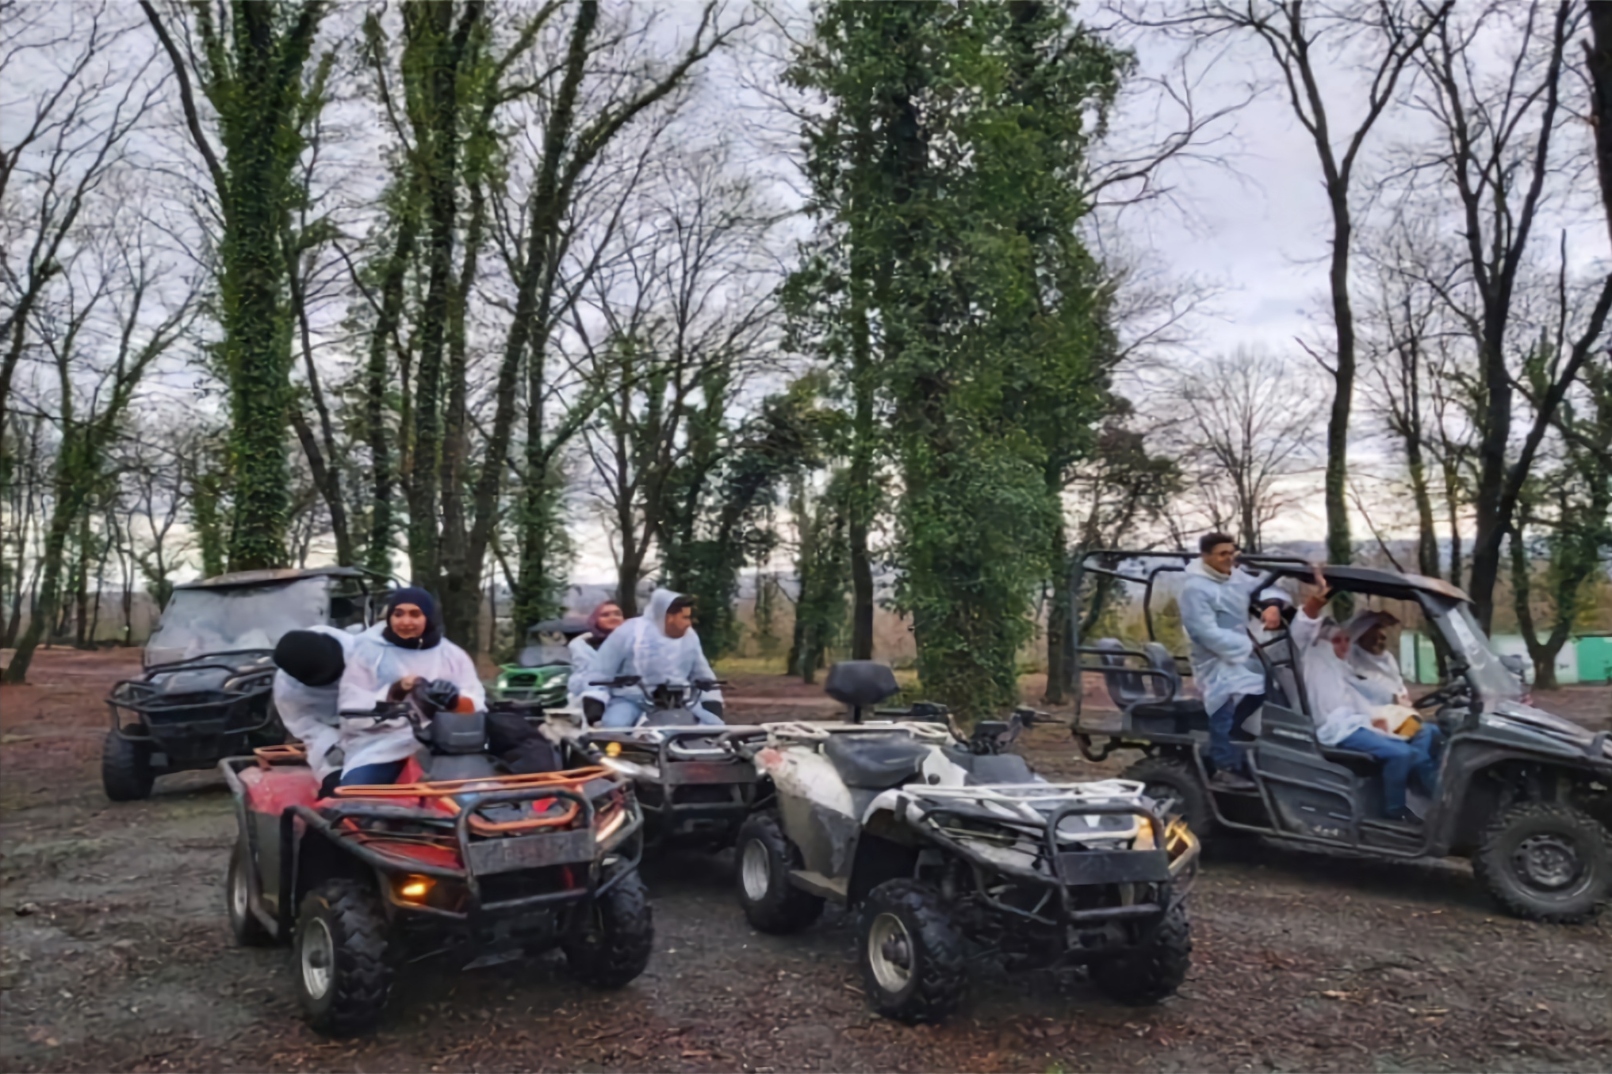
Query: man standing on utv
[[580, 589, 725, 728], [1180, 532, 1279, 791]]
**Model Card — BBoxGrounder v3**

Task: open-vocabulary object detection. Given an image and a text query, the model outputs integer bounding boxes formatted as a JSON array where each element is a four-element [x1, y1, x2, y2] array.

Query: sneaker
[[1208, 769, 1255, 792]]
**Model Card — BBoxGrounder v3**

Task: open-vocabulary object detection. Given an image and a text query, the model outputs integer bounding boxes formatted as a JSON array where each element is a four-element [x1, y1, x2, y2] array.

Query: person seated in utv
[[272, 627, 352, 797], [1343, 610, 1410, 706], [334, 588, 487, 788], [580, 589, 725, 728], [1293, 568, 1441, 822]]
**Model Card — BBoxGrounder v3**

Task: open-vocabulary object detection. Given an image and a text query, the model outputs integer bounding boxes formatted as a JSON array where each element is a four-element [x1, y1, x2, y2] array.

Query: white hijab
[[1345, 612, 1404, 705]]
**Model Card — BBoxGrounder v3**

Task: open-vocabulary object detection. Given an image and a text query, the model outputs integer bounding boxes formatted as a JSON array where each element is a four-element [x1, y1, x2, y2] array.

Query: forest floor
[[2, 647, 1608, 1073]]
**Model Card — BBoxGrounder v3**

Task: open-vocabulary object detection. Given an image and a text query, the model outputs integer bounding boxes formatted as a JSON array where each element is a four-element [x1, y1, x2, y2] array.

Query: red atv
[[221, 688, 652, 1035]]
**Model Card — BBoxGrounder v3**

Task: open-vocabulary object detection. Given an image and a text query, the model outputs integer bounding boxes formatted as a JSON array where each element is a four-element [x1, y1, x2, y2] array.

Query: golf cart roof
[[1240, 558, 1471, 603], [174, 566, 369, 591], [1078, 549, 1470, 603]]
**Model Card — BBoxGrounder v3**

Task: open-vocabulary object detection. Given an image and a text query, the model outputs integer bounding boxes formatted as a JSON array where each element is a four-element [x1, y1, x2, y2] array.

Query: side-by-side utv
[[105, 567, 384, 801], [1067, 551, 1612, 924]]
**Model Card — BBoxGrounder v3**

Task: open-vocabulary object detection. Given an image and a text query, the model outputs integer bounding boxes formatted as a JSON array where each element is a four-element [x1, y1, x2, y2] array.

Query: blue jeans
[[1338, 725, 1442, 816], [598, 697, 724, 728], [1208, 692, 1264, 774], [338, 760, 407, 788]]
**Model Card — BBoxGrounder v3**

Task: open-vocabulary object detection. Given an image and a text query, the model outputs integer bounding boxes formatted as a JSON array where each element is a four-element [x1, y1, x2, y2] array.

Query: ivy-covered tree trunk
[[142, 0, 330, 571]]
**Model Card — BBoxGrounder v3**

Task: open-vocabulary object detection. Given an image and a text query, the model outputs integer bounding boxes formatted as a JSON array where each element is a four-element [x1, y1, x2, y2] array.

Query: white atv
[[727, 661, 1200, 1024]]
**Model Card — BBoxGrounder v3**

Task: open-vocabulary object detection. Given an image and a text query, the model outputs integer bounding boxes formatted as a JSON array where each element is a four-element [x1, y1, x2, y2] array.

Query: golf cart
[[728, 661, 1200, 1024], [1069, 551, 1612, 923], [104, 567, 385, 801], [221, 683, 650, 1035], [550, 676, 760, 849], [490, 617, 588, 708]]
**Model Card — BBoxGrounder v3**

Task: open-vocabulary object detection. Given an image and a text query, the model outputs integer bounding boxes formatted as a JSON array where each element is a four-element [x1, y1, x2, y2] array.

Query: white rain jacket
[[271, 625, 351, 781], [335, 629, 486, 775], [1291, 608, 1379, 746], [580, 589, 723, 715], [1179, 559, 1271, 716], [567, 633, 606, 708]]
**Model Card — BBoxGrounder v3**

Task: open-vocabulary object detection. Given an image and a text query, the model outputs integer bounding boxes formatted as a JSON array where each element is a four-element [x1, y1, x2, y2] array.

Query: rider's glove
[[583, 697, 605, 723], [424, 678, 461, 712]]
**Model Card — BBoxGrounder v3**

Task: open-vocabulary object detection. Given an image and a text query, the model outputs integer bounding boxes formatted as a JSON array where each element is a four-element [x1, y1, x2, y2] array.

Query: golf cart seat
[[823, 733, 930, 790], [825, 661, 901, 708], [1128, 699, 1209, 735], [1318, 744, 1382, 771]]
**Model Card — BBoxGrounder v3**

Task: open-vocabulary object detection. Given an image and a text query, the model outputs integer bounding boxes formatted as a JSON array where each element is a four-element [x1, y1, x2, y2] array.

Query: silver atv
[[726, 661, 1200, 1024]]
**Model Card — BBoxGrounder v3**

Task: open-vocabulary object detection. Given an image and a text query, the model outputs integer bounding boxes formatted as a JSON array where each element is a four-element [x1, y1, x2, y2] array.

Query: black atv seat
[[1127, 699, 1208, 735], [823, 733, 930, 790], [825, 661, 901, 708], [946, 751, 1037, 785]]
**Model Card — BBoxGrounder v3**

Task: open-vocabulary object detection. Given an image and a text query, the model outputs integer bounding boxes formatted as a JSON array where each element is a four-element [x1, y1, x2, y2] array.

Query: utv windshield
[[1438, 603, 1523, 704], [146, 576, 334, 665]]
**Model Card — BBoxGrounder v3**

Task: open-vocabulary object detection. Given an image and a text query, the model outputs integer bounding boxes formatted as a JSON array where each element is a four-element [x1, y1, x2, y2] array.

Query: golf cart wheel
[[734, 811, 823, 934], [1122, 755, 1212, 838], [856, 880, 966, 1024], [562, 869, 655, 989], [1473, 802, 1612, 924], [101, 730, 154, 802], [1090, 897, 1192, 1006], [294, 880, 393, 1036], [226, 840, 274, 947]]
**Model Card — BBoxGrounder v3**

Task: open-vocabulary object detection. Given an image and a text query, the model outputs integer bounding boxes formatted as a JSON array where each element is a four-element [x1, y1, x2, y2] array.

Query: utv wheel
[[294, 880, 393, 1036], [102, 731, 154, 802], [1090, 897, 1192, 1006], [1122, 755, 1212, 837], [563, 869, 654, 989], [1473, 802, 1611, 924], [857, 880, 966, 1024], [226, 841, 274, 947], [734, 811, 823, 934]]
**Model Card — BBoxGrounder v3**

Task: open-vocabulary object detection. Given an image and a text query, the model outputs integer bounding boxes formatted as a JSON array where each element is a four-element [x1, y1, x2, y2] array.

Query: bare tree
[[1159, 347, 1320, 552], [1142, 0, 1453, 567], [1402, 0, 1611, 628]]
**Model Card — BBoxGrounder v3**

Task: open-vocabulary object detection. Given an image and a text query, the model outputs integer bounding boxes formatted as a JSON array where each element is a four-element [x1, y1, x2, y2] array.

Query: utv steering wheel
[[1414, 680, 1469, 710]]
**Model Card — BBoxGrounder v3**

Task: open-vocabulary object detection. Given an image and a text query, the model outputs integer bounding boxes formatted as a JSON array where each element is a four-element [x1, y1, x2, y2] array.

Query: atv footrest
[[1055, 848, 1170, 886]]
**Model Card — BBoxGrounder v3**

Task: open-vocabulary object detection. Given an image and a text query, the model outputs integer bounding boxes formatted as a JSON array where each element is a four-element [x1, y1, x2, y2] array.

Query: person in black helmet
[[272, 627, 352, 797]]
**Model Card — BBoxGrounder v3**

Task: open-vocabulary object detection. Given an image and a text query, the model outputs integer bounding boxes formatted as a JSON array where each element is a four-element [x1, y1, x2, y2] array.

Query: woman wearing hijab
[[1293, 568, 1439, 822], [334, 587, 486, 787], [567, 600, 624, 709], [580, 589, 724, 727]]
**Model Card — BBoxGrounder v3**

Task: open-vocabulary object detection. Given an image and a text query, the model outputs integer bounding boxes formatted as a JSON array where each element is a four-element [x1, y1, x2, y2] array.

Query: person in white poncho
[[334, 587, 486, 787], [1293, 568, 1441, 822], [567, 600, 624, 711], [271, 627, 352, 796], [580, 589, 724, 727], [1344, 610, 1409, 706]]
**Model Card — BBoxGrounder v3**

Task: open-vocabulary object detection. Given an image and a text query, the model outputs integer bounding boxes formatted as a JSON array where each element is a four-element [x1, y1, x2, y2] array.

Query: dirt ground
[[2, 648, 1609, 1073]]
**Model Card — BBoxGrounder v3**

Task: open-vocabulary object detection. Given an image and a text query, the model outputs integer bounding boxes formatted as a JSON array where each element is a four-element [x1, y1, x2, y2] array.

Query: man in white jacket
[[335, 587, 485, 787], [1179, 533, 1285, 791], [580, 589, 724, 727]]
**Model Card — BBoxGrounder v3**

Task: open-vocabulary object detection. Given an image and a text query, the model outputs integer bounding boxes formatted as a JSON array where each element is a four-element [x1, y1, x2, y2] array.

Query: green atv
[[489, 618, 587, 710]]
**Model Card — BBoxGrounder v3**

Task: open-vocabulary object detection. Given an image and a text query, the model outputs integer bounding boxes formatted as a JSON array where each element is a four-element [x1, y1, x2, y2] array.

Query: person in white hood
[[1293, 568, 1440, 822], [1344, 610, 1409, 706], [334, 587, 485, 787], [271, 627, 352, 794], [1179, 533, 1286, 790], [580, 589, 724, 727], [567, 600, 625, 710]]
